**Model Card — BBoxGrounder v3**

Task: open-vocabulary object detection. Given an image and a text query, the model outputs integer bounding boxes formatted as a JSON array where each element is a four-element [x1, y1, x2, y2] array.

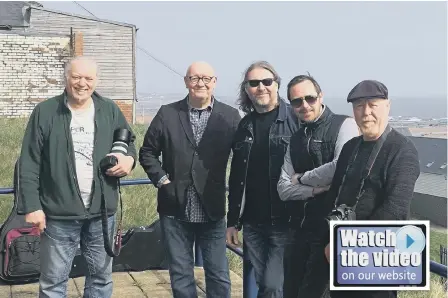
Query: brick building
[[0, 1, 137, 123]]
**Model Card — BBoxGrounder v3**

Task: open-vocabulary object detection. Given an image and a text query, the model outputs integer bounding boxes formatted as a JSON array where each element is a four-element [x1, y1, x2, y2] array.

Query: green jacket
[[17, 91, 137, 220]]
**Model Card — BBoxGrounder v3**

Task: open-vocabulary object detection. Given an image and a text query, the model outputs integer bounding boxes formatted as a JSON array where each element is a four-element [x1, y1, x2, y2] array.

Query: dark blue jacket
[[227, 98, 300, 229]]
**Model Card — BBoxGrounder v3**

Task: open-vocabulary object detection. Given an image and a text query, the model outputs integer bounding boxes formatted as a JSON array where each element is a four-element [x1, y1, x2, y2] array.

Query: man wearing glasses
[[227, 61, 299, 298], [277, 74, 359, 297], [139, 61, 241, 298]]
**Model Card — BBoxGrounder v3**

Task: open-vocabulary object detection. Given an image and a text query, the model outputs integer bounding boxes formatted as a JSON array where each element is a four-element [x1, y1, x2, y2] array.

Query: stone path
[[0, 268, 243, 297]]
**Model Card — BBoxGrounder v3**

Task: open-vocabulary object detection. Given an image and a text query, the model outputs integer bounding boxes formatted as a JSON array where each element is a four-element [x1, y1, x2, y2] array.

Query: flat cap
[[347, 80, 388, 103]]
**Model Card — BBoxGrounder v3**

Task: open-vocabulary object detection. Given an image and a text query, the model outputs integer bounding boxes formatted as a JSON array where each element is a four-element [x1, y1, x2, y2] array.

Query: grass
[[0, 117, 446, 297]]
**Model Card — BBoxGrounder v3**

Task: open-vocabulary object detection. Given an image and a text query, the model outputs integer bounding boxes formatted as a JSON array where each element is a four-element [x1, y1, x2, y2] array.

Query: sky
[[40, 1, 447, 117]]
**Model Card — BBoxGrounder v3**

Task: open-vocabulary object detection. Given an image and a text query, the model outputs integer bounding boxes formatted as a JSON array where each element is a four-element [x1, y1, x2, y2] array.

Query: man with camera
[[324, 80, 420, 298], [277, 74, 359, 297], [139, 61, 240, 298], [18, 56, 137, 298]]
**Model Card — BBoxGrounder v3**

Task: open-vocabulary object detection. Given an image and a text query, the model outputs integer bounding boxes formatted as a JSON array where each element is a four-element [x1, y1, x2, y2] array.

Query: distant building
[[0, 1, 137, 123], [409, 136, 447, 227]]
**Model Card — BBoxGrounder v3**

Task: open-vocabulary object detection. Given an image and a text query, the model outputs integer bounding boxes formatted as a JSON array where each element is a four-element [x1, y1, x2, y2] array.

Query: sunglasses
[[290, 95, 319, 107], [246, 78, 275, 88]]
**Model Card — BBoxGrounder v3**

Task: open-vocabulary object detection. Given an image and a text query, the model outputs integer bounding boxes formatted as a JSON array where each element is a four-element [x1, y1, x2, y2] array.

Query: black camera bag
[[0, 159, 167, 284]]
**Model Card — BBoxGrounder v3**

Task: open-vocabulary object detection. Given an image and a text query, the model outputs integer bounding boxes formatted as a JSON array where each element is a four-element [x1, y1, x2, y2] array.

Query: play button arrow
[[406, 234, 415, 248]]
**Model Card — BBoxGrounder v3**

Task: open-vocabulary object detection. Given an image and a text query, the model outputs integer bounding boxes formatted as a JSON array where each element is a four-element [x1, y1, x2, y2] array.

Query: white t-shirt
[[69, 102, 95, 209]]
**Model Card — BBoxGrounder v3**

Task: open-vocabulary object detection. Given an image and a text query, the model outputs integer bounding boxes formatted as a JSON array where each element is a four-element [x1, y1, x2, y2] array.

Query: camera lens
[[111, 129, 131, 155], [114, 128, 131, 143]]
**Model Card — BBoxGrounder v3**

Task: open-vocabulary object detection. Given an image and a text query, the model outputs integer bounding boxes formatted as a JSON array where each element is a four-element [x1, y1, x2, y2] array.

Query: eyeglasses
[[290, 95, 319, 107], [188, 76, 215, 85], [246, 78, 275, 88]]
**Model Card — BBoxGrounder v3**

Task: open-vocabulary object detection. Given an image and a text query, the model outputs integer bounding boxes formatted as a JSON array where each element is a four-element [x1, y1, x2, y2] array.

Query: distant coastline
[[136, 92, 448, 119]]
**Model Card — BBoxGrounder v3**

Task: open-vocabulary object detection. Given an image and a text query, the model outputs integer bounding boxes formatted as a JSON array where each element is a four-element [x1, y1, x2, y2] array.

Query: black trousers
[[283, 224, 330, 298], [283, 220, 398, 298]]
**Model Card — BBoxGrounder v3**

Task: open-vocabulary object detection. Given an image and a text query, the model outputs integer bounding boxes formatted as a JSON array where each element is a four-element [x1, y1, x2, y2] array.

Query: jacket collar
[[180, 95, 217, 112], [240, 96, 289, 131], [247, 96, 289, 121], [187, 95, 215, 111], [178, 95, 222, 147], [61, 89, 105, 112], [301, 104, 333, 129], [276, 97, 289, 122]]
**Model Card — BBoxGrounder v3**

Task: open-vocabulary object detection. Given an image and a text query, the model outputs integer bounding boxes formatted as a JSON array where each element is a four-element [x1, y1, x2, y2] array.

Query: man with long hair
[[227, 61, 299, 297]]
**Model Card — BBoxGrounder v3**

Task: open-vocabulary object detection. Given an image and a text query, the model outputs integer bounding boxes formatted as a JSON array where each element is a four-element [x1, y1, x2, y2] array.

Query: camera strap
[[98, 168, 123, 258], [334, 125, 392, 211]]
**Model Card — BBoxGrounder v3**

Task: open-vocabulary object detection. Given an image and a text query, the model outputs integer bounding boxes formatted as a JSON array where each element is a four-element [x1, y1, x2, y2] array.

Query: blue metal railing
[[0, 187, 13, 195], [0, 178, 446, 296]]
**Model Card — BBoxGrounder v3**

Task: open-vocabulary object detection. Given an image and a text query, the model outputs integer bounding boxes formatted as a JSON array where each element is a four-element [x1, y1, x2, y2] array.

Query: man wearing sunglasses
[[277, 74, 359, 297], [227, 61, 299, 298], [139, 61, 241, 298]]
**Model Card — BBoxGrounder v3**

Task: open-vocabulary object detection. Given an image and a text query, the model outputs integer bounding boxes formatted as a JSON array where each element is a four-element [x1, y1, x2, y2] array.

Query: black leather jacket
[[227, 99, 299, 229]]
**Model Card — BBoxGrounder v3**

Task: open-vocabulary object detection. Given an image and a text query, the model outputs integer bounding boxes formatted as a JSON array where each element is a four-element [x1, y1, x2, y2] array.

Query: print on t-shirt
[[69, 103, 95, 208], [71, 126, 94, 167]]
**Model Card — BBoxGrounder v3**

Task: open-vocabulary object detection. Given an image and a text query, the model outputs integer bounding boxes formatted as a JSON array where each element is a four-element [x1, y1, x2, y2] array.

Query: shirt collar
[[187, 95, 214, 111]]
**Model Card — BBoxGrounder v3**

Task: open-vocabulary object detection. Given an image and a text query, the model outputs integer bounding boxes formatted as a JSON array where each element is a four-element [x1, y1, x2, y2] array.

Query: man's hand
[[25, 210, 46, 234], [312, 185, 330, 196], [291, 173, 304, 185], [226, 227, 240, 247], [106, 153, 134, 177], [325, 243, 330, 262]]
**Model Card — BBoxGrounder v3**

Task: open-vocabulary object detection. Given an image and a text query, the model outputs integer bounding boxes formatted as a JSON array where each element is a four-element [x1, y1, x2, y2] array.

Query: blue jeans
[[160, 215, 231, 298], [243, 223, 290, 298], [39, 215, 115, 298]]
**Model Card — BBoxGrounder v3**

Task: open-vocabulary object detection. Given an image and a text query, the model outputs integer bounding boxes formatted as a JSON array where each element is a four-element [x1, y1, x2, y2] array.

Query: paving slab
[[0, 268, 243, 297]]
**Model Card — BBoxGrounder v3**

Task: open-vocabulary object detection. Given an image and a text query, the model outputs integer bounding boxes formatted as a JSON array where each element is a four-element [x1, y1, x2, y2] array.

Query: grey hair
[[64, 56, 98, 79], [237, 60, 281, 114]]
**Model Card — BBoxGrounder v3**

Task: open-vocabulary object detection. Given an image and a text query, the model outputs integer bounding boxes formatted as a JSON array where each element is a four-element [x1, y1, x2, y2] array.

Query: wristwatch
[[298, 175, 303, 184]]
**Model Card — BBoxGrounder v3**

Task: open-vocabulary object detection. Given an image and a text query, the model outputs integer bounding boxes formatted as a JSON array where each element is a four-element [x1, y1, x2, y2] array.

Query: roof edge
[[409, 135, 448, 142], [28, 5, 136, 28]]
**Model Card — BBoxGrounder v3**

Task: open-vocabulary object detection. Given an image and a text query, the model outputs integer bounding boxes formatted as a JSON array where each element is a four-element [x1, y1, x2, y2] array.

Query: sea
[[135, 92, 447, 121]]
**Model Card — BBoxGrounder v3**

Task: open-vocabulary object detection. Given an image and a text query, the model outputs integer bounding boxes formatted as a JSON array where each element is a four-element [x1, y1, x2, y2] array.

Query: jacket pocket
[[309, 139, 335, 164], [157, 182, 180, 216]]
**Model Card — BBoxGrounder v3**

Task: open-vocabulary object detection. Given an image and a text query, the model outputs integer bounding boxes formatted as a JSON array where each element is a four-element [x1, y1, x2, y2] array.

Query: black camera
[[100, 128, 131, 173], [326, 204, 356, 223]]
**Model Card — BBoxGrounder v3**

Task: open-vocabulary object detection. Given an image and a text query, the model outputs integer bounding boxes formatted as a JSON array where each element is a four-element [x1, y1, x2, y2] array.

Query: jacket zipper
[[305, 127, 315, 168], [237, 124, 253, 227], [301, 126, 314, 228], [268, 121, 275, 224], [90, 115, 98, 215], [65, 112, 87, 215]]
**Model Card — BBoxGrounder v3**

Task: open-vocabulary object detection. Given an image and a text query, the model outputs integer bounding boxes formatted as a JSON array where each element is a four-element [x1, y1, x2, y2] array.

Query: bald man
[[139, 61, 241, 298], [19, 56, 137, 297]]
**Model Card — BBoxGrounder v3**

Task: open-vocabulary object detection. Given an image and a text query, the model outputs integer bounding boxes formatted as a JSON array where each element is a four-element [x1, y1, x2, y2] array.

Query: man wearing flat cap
[[323, 80, 420, 298]]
